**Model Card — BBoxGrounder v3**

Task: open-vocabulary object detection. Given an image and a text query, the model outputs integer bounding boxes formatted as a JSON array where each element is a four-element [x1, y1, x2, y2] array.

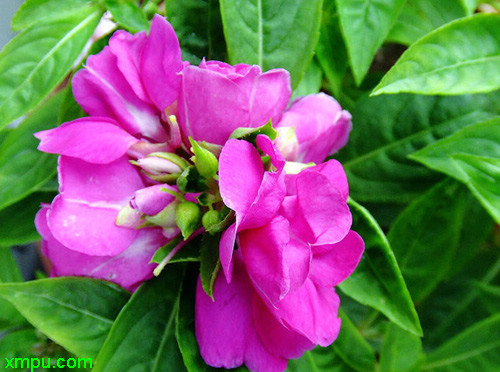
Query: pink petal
[[108, 30, 149, 102], [195, 254, 287, 371], [239, 216, 290, 305], [303, 159, 349, 201], [310, 231, 365, 287], [140, 15, 183, 111], [48, 156, 145, 256], [219, 139, 264, 215], [131, 184, 177, 216], [276, 93, 352, 163], [275, 279, 342, 346], [35, 117, 138, 164], [219, 222, 237, 282], [252, 293, 315, 360], [58, 156, 145, 202], [296, 171, 351, 245], [37, 207, 166, 291], [73, 47, 166, 142]]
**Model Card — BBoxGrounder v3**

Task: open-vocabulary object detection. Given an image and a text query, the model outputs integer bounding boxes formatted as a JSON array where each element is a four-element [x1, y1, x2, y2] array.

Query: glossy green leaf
[[332, 310, 376, 372], [0, 278, 130, 359], [105, 0, 150, 33], [422, 314, 500, 371], [11, 0, 96, 31], [58, 78, 86, 124], [219, 0, 323, 88], [166, 0, 226, 63], [373, 14, 500, 95], [0, 92, 62, 211], [461, 0, 478, 14], [388, 180, 469, 302], [336, 0, 405, 85], [94, 265, 186, 372], [387, 0, 467, 46], [336, 93, 500, 203], [410, 118, 500, 222], [287, 347, 356, 372], [291, 59, 323, 101], [316, 0, 347, 96], [0, 192, 55, 246], [339, 200, 422, 336], [379, 323, 424, 372], [199, 233, 221, 300], [0, 247, 25, 330], [0, 8, 102, 129]]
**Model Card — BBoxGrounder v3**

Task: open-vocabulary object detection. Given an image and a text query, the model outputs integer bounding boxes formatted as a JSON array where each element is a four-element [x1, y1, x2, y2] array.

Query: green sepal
[[229, 121, 277, 143], [177, 166, 209, 193]]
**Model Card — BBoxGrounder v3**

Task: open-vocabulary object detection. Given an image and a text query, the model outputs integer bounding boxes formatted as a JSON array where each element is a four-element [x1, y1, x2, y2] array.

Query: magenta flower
[[195, 135, 364, 370], [34, 15, 185, 291], [178, 60, 291, 145], [275, 93, 352, 164]]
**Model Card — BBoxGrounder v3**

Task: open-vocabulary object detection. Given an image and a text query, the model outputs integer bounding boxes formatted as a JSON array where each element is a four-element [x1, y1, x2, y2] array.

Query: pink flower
[[34, 15, 186, 291], [178, 60, 291, 145], [195, 136, 364, 371], [275, 93, 352, 164]]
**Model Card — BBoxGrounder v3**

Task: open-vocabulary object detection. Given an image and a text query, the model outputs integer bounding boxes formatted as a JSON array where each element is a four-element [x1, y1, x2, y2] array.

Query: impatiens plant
[[0, 1, 500, 371]]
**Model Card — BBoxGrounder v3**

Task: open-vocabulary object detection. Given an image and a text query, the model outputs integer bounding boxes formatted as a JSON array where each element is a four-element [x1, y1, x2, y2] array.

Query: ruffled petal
[[140, 15, 183, 111], [239, 216, 290, 305], [35, 117, 138, 164], [274, 279, 341, 346], [310, 231, 365, 287], [37, 207, 166, 291]]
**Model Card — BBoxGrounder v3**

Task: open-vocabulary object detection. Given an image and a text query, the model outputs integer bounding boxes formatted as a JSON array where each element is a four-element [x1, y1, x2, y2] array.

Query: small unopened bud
[[136, 157, 182, 175], [175, 201, 201, 240], [116, 204, 143, 228], [189, 138, 219, 179], [202, 210, 221, 232], [275, 127, 299, 161]]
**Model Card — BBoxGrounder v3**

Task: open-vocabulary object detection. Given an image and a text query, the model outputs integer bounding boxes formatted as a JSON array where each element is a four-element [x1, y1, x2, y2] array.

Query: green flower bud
[[202, 210, 221, 232], [189, 137, 219, 179], [175, 201, 201, 240]]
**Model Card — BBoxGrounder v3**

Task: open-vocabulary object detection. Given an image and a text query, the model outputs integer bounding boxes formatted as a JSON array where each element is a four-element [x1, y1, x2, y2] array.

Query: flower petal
[[140, 15, 183, 111], [310, 231, 365, 287], [73, 46, 166, 141], [196, 255, 287, 371], [35, 117, 138, 164], [239, 216, 290, 305], [219, 222, 237, 282], [37, 207, 166, 291], [275, 279, 341, 346]]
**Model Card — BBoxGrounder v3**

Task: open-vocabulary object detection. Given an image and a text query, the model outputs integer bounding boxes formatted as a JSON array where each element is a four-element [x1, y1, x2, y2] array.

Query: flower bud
[[202, 210, 221, 232], [175, 201, 201, 240], [136, 156, 182, 175], [189, 138, 219, 180]]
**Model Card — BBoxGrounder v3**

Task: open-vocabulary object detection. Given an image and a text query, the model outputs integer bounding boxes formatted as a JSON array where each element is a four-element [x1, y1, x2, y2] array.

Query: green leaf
[[410, 118, 500, 222], [387, 179, 469, 302], [291, 59, 323, 101], [229, 120, 277, 142], [0, 247, 25, 330], [58, 75, 87, 124], [336, 0, 405, 85], [336, 93, 500, 203], [332, 310, 376, 372], [422, 314, 500, 371], [94, 265, 186, 372], [373, 14, 500, 96], [379, 323, 424, 372], [105, 0, 150, 33], [339, 199, 422, 336], [0, 192, 55, 246], [219, 0, 323, 89], [11, 0, 96, 31], [0, 329, 40, 369], [460, 0, 478, 14], [176, 266, 220, 372], [166, 0, 226, 63], [287, 347, 356, 372], [0, 8, 102, 129], [199, 233, 221, 300], [316, 1, 347, 96], [387, 0, 467, 46], [0, 92, 62, 211], [0, 277, 130, 359]]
